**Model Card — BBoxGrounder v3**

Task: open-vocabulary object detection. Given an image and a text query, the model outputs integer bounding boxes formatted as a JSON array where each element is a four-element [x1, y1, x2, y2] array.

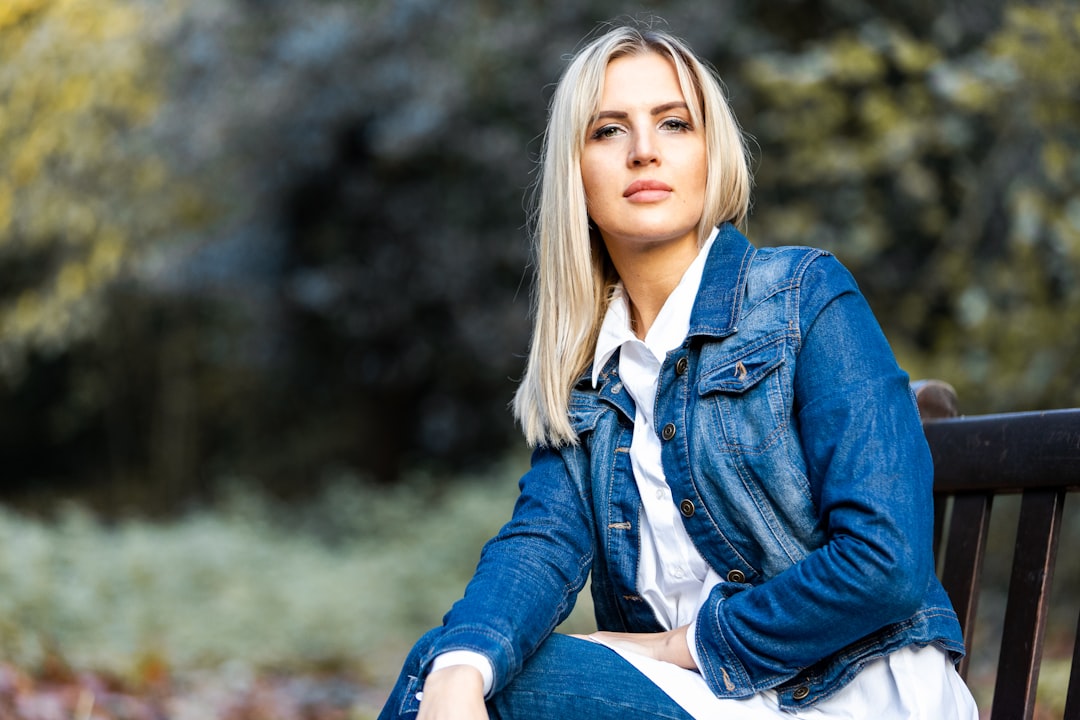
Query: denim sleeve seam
[[792, 252, 856, 355]]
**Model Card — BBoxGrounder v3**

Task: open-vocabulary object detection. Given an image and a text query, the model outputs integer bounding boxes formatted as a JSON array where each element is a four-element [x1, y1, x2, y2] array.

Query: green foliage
[[0, 461, 532, 684]]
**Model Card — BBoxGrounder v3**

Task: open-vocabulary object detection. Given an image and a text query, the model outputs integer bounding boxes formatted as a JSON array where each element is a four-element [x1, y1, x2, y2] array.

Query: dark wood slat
[[990, 489, 1065, 720], [925, 409, 1080, 493], [925, 408, 1080, 492], [1065, 603, 1080, 720], [938, 493, 992, 679], [933, 496, 947, 563]]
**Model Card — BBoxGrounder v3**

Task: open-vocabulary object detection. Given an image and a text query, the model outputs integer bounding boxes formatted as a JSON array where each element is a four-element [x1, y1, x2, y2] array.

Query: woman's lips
[[623, 179, 673, 203]]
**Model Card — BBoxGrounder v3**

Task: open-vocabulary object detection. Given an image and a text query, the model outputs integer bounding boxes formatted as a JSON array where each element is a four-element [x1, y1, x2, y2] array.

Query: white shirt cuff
[[685, 617, 704, 672], [430, 650, 495, 696]]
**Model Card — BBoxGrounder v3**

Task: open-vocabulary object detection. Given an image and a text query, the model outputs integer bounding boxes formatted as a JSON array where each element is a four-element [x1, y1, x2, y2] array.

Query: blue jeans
[[379, 629, 693, 720]]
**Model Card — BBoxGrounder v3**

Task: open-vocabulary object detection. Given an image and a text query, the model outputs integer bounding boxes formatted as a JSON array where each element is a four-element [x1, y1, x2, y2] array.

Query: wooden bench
[[915, 381, 1080, 719]]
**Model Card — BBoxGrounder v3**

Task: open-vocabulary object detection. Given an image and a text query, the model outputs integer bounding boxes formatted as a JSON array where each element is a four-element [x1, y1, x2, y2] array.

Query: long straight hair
[[513, 25, 752, 447]]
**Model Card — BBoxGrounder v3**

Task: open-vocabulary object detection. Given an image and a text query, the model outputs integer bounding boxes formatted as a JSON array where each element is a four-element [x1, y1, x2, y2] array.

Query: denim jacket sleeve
[[692, 254, 938, 697], [421, 445, 595, 696]]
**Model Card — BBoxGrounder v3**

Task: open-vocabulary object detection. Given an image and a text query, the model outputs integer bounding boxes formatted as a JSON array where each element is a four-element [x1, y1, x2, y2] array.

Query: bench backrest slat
[[1067, 616, 1080, 718], [992, 488, 1065, 720], [937, 493, 993, 679]]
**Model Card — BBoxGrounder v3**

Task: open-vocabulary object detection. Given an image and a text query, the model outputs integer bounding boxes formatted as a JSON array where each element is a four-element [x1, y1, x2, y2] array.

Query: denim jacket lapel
[[688, 222, 757, 340]]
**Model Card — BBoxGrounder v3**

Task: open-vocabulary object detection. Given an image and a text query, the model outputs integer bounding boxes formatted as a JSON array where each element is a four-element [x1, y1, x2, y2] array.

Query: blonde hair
[[513, 24, 752, 447]]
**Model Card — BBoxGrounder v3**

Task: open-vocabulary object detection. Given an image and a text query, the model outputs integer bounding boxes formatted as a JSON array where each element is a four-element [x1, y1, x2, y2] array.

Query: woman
[[380, 23, 977, 720]]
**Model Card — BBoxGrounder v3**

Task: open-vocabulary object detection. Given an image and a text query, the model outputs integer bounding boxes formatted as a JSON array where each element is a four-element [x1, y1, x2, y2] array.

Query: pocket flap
[[699, 339, 786, 395]]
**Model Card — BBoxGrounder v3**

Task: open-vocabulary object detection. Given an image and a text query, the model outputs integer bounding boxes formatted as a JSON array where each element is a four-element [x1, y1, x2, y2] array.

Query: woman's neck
[[610, 238, 700, 340]]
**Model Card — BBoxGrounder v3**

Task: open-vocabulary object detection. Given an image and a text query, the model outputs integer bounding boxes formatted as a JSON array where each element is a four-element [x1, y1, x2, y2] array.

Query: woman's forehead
[[594, 52, 700, 116]]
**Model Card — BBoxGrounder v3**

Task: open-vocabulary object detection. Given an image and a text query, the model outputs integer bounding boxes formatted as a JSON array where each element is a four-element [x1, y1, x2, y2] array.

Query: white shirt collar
[[592, 226, 719, 388]]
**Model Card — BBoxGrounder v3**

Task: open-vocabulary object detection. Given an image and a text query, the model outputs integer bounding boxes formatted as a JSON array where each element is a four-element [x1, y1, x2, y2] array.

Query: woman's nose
[[629, 130, 659, 166]]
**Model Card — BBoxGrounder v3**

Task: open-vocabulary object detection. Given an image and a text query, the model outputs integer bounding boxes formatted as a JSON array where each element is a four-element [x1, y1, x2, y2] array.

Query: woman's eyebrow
[[590, 101, 690, 124], [650, 101, 689, 115]]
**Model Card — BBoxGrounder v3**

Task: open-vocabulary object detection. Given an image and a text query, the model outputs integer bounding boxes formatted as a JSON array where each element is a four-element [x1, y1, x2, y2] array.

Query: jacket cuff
[[423, 624, 516, 695], [693, 592, 754, 698], [430, 651, 495, 697]]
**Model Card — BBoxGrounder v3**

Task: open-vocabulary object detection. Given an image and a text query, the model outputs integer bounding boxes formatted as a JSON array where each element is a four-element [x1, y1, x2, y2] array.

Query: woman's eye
[[661, 118, 692, 132], [590, 124, 623, 140]]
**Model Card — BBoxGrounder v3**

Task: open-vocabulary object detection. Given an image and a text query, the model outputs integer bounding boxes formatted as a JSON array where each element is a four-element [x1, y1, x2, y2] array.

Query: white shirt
[[591, 227, 722, 648]]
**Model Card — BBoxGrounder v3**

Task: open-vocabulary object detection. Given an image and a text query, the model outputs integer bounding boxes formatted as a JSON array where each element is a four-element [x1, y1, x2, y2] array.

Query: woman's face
[[581, 52, 707, 258]]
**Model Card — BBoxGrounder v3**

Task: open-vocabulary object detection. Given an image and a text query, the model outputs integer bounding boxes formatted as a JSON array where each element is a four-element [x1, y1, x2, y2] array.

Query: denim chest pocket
[[697, 336, 791, 453]]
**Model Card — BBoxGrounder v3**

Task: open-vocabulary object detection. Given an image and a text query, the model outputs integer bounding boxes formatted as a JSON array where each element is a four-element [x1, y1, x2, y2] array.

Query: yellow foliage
[[857, 88, 902, 135], [827, 35, 886, 84], [886, 28, 942, 74], [945, 67, 1001, 113], [0, 0, 201, 372], [53, 75, 93, 115], [0, 180, 11, 233], [1053, 207, 1080, 262], [991, 3, 1080, 114], [57, 262, 88, 302], [1041, 141, 1071, 187], [0, 0, 43, 32], [89, 229, 125, 279], [1004, 3, 1068, 38], [7, 291, 42, 338]]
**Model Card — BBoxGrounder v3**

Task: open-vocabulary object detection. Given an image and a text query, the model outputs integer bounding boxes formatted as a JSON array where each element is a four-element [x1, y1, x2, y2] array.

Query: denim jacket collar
[[581, 222, 754, 418], [686, 222, 757, 341]]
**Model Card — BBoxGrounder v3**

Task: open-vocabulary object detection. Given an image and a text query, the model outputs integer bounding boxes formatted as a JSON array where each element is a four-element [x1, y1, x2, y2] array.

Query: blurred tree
[[1, 0, 1077, 507], [0, 0, 207, 376], [735, 1, 1080, 412], [0, 0, 216, 504]]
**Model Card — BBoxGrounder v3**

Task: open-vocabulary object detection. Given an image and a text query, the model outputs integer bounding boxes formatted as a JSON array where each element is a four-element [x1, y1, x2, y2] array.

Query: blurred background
[[0, 0, 1077, 717]]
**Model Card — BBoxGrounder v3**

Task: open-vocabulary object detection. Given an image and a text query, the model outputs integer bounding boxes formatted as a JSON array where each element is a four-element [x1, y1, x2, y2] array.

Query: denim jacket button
[[726, 569, 746, 583], [661, 423, 677, 441], [792, 686, 810, 701], [679, 499, 695, 517], [675, 357, 689, 376]]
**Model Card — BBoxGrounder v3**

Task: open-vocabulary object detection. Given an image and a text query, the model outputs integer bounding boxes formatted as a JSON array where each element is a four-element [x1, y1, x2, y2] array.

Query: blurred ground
[[0, 663, 387, 720]]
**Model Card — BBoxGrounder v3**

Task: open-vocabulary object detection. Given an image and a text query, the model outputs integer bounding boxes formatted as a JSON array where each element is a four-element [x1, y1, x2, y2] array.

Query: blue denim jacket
[[425, 223, 965, 710]]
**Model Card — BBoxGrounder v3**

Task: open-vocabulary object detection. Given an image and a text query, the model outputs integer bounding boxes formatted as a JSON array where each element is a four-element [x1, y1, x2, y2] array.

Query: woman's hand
[[574, 626, 696, 669], [416, 665, 487, 720]]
